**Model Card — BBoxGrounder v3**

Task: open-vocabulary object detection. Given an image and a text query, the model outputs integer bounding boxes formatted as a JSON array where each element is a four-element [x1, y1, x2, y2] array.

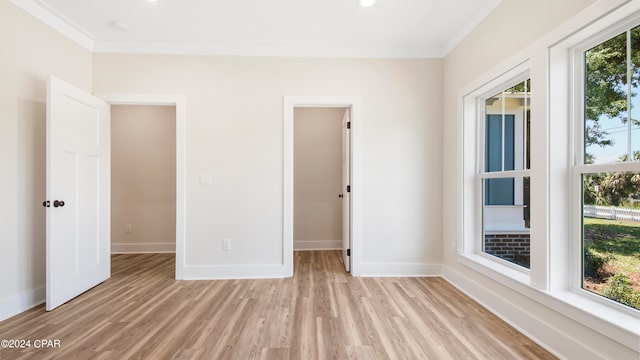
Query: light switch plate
[[199, 175, 213, 186]]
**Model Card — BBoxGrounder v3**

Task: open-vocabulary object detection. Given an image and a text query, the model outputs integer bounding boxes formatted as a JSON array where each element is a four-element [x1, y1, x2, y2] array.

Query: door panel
[[46, 76, 110, 311]]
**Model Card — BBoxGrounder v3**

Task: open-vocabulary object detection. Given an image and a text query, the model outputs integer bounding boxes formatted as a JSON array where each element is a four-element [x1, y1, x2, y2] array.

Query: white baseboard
[[359, 262, 441, 277], [181, 264, 289, 280], [294, 240, 342, 251], [442, 266, 606, 360], [0, 286, 45, 322], [111, 242, 175, 254]]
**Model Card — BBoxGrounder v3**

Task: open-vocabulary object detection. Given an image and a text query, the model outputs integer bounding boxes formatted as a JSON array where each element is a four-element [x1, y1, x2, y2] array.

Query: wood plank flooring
[[0, 251, 555, 359]]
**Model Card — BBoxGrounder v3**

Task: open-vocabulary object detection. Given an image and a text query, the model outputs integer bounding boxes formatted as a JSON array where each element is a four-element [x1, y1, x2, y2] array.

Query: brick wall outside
[[484, 233, 530, 268]]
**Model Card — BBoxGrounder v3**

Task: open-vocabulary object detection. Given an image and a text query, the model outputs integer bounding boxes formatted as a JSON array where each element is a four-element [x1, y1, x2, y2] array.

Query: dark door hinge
[[347, 249, 351, 256], [347, 121, 351, 129], [347, 185, 351, 193]]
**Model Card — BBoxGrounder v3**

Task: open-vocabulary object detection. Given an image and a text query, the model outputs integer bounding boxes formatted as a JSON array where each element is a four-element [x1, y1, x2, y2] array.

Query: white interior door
[[342, 109, 351, 272], [46, 76, 111, 311]]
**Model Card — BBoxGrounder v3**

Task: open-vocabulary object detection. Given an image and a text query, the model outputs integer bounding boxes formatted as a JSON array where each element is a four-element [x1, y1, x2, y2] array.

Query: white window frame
[[460, 61, 532, 282], [546, 0, 640, 339], [458, 0, 640, 349], [569, 16, 640, 315]]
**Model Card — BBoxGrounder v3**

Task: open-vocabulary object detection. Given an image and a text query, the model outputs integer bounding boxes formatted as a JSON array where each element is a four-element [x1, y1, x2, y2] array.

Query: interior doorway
[[100, 93, 187, 280], [111, 105, 176, 257], [293, 107, 349, 271], [283, 96, 362, 277], [45, 79, 186, 311]]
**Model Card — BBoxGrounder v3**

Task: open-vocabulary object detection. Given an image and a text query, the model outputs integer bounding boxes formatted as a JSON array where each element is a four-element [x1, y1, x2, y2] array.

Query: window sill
[[457, 253, 640, 351], [483, 205, 528, 208], [458, 252, 530, 285], [548, 290, 640, 337], [484, 230, 530, 235]]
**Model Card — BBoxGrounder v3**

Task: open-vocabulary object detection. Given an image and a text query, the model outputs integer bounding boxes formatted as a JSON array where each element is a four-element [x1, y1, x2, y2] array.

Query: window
[[481, 79, 531, 268], [460, 1, 640, 347], [577, 24, 640, 311]]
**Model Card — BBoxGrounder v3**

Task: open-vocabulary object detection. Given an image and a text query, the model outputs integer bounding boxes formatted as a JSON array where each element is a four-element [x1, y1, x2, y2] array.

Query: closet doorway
[[111, 105, 176, 257], [283, 96, 362, 276], [293, 107, 350, 271]]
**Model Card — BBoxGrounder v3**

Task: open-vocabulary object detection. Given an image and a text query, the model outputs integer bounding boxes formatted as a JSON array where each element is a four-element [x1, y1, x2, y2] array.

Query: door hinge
[[347, 185, 351, 193], [347, 249, 351, 256], [347, 121, 351, 129]]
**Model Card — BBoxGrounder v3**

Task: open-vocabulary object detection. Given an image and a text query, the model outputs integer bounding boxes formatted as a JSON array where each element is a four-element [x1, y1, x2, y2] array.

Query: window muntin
[[579, 25, 640, 312], [480, 79, 531, 269]]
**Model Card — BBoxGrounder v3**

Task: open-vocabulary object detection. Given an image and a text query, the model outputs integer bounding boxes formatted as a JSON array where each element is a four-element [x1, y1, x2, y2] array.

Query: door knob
[[338, 194, 344, 198], [53, 200, 65, 208], [42, 201, 50, 208]]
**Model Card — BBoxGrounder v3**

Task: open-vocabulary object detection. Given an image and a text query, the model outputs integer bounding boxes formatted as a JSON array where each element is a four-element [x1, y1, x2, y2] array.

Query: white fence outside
[[583, 205, 640, 222]]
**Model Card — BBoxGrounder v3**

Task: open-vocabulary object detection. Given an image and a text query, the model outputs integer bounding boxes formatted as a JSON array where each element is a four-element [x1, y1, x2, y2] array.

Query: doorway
[[45, 80, 187, 311], [283, 96, 362, 277], [111, 105, 176, 257], [99, 93, 187, 280], [293, 107, 347, 268]]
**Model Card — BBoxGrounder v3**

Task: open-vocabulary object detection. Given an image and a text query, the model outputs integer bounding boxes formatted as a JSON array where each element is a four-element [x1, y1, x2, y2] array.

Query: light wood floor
[[0, 251, 555, 359]]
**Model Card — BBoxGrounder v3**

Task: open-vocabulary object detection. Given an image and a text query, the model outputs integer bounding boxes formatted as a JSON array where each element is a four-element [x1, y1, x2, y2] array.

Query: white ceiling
[[11, 0, 501, 58]]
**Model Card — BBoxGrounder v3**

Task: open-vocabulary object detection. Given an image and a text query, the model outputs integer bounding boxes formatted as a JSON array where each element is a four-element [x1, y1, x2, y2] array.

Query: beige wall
[[93, 55, 443, 267], [294, 107, 344, 249], [111, 105, 176, 252], [0, 0, 93, 317]]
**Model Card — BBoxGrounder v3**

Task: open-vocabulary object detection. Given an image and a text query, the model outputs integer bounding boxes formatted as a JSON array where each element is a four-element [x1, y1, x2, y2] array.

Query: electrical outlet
[[223, 238, 231, 251], [125, 224, 133, 234]]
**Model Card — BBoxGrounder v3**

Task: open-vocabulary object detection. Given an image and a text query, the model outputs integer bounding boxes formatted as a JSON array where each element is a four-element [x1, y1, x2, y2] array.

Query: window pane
[[483, 176, 530, 268], [584, 32, 629, 164], [632, 25, 640, 159], [582, 172, 640, 311], [485, 79, 530, 172], [485, 178, 514, 205]]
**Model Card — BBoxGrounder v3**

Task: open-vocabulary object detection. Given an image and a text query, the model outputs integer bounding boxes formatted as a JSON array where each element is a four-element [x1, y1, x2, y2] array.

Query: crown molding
[[93, 40, 444, 58], [10, 0, 499, 58], [442, 0, 502, 57], [9, 0, 94, 50]]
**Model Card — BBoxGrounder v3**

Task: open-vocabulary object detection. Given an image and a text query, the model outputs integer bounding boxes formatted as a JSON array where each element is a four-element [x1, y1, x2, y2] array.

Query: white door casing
[[342, 108, 351, 272], [97, 93, 186, 280], [46, 76, 110, 311], [284, 96, 362, 277]]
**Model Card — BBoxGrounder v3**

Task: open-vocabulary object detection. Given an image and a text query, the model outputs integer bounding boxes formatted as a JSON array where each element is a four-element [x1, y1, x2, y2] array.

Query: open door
[[46, 76, 111, 311], [342, 109, 351, 272]]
